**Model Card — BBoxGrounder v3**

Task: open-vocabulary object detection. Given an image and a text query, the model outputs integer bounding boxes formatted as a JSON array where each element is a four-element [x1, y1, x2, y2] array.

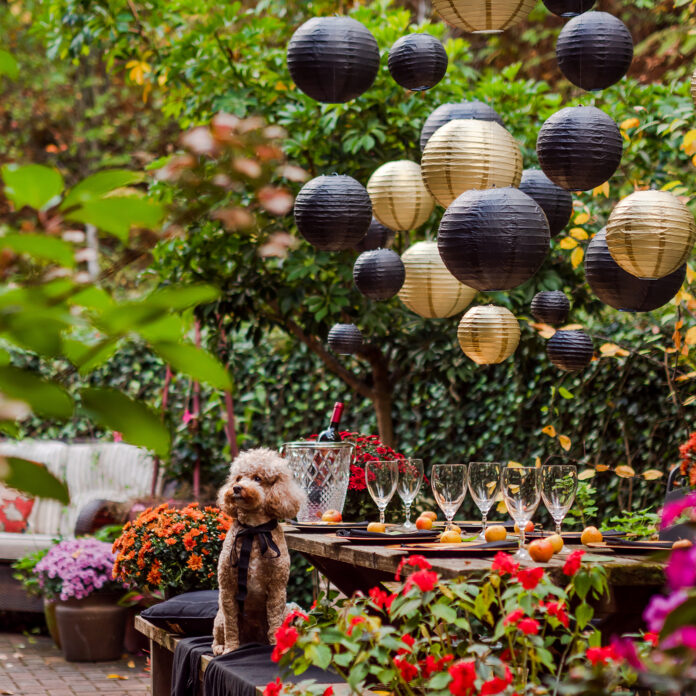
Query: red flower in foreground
[[420, 654, 454, 678], [404, 569, 439, 594], [543, 600, 570, 628], [369, 586, 396, 612], [449, 660, 477, 696], [517, 567, 544, 590], [263, 678, 282, 696], [563, 550, 585, 576], [503, 609, 525, 626], [517, 618, 540, 635], [346, 616, 366, 636], [643, 632, 659, 647], [394, 657, 419, 681], [271, 624, 299, 662], [481, 666, 513, 696], [396, 554, 432, 580], [323, 688, 334, 696], [491, 552, 520, 577], [586, 646, 618, 666]]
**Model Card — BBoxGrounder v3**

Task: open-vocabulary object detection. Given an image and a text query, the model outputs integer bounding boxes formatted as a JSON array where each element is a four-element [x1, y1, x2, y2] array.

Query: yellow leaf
[[107, 675, 128, 680], [530, 322, 556, 339], [676, 371, 696, 382], [508, 460, 523, 468], [685, 395, 696, 406], [574, 212, 590, 225], [127, 660, 135, 669], [685, 326, 696, 345], [593, 182, 610, 197], [571, 246, 584, 269], [534, 457, 542, 468], [682, 130, 696, 156], [560, 323, 583, 331], [692, 154, 696, 168], [275, 81, 287, 91], [559, 237, 578, 249], [595, 464, 610, 472], [615, 465, 636, 478], [542, 425, 557, 437], [570, 227, 589, 240], [496, 499, 508, 514], [558, 435, 571, 451], [578, 469, 595, 480], [661, 180, 683, 192], [620, 118, 640, 130], [642, 469, 664, 481], [686, 264, 695, 284]]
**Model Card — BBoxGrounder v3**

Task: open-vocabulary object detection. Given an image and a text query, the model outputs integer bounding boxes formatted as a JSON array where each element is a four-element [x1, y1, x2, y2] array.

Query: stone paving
[[0, 633, 150, 696]]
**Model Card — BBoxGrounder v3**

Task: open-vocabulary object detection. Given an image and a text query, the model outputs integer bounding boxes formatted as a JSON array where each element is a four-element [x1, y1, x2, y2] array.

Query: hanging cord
[[217, 314, 239, 459], [151, 364, 172, 497], [192, 320, 201, 500]]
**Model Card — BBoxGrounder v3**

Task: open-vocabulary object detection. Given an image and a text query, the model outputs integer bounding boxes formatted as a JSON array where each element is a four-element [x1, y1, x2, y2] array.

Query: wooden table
[[284, 528, 666, 637]]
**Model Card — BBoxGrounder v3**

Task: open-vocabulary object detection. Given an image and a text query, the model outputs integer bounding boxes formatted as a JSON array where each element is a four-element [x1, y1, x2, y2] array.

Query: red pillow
[[0, 486, 34, 532]]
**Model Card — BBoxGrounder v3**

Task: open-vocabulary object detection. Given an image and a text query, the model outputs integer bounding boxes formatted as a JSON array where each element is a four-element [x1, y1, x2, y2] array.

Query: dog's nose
[[232, 485, 242, 495]]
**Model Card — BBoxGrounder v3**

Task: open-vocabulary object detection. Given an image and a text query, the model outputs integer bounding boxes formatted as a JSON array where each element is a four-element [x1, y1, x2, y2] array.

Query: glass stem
[[555, 521, 562, 536], [481, 511, 488, 531], [446, 515, 453, 531], [404, 502, 411, 525], [520, 528, 526, 550], [379, 507, 385, 525]]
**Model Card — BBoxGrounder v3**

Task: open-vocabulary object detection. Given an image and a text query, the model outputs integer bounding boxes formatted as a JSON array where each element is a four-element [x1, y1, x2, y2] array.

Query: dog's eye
[[235, 476, 241, 482], [253, 475, 262, 483]]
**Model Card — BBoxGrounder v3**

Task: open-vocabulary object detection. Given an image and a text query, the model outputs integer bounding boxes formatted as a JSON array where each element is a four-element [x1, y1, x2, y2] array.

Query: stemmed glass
[[396, 459, 423, 530], [501, 467, 541, 560], [541, 465, 578, 554], [431, 464, 468, 531], [468, 462, 502, 540], [365, 460, 399, 525]]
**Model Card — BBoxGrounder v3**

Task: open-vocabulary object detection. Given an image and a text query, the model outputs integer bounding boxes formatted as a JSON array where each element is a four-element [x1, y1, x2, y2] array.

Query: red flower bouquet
[[679, 431, 696, 487]]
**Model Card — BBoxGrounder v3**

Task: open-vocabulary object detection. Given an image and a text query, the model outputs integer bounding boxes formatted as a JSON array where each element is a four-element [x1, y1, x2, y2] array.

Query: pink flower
[[610, 637, 643, 670], [644, 591, 687, 632], [662, 626, 696, 650], [113, 431, 123, 442], [517, 567, 544, 590], [183, 409, 196, 425], [660, 491, 696, 528], [665, 546, 696, 590]]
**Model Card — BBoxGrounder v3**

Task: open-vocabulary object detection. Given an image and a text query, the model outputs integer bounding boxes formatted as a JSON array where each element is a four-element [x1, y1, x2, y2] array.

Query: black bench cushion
[[141, 589, 218, 636]]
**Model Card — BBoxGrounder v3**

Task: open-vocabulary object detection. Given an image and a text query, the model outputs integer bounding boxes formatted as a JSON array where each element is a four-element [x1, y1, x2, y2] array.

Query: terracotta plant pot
[[55, 593, 127, 662], [43, 597, 61, 649]]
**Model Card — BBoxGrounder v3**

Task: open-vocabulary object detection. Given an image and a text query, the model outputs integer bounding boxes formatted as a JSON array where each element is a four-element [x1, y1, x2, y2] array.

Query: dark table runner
[[172, 635, 214, 696]]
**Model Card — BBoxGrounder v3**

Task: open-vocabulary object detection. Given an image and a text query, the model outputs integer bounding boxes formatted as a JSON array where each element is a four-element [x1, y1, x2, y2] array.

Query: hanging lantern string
[[150, 364, 173, 497], [192, 319, 201, 500], [216, 312, 239, 460]]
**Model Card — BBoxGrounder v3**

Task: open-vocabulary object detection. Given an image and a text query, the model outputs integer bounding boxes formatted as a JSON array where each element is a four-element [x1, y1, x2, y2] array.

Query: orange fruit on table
[[415, 516, 433, 530], [672, 539, 693, 549], [580, 526, 603, 545], [514, 520, 535, 534], [367, 522, 386, 533], [528, 538, 554, 563], [440, 530, 462, 543], [420, 511, 438, 521], [484, 525, 508, 542], [547, 534, 564, 553], [321, 509, 342, 523]]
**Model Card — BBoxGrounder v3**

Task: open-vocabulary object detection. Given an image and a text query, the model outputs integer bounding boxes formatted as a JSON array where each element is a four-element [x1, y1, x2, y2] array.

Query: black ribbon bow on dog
[[230, 520, 281, 612]]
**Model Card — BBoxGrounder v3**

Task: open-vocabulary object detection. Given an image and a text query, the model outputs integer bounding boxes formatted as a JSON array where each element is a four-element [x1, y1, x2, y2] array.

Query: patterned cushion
[[0, 485, 34, 533]]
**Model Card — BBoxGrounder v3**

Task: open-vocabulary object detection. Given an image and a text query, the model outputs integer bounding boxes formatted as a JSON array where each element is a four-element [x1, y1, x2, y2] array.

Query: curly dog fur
[[213, 447, 305, 655]]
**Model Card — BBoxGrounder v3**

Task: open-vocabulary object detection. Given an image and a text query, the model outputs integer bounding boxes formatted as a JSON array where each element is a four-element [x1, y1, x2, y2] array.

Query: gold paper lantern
[[421, 119, 523, 208], [457, 305, 520, 365], [692, 69, 696, 107], [398, 241, 476, 319], [605, 191, 696, 279], [367, 160, 434, 231], [431, 0, 536, 33]]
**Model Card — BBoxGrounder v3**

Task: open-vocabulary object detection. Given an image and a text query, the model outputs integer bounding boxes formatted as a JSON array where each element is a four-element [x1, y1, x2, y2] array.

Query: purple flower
[[644, 591, 688, 632], [662, 626, 696, 650], [661, 492, 696, 528], [610, 636, 644, 670], [665, 547, 696, 591]]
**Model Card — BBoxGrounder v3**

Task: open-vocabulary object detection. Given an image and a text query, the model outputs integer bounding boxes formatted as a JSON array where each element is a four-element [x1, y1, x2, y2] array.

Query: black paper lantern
[[437, 187, 550, 292], [547, 330, 593, 371], [530, 291, 570, 325], [356, 218, 394, 252], [353, 249, 405, 300], [294, 175, 372, 251], [585, 228, 686, 312], [536, 106, 622, 192], [542, 0, 594, 16], [388, 34, 448, 92], [556, 12, 633, 92], [419, 101, 504, 151], [518, 169, 573, 237], [287, 17, 379, 103], [328, 323, 363, 355]]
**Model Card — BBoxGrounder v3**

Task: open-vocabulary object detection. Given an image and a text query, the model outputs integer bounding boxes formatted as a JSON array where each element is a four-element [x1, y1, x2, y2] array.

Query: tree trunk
[[373, 388, 394, 447], [363, 345, 395, 447]]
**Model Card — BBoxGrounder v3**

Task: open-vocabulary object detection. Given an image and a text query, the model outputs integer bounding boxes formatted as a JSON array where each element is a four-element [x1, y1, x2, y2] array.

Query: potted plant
[[35, 537, 128, 662], [112, 502, 232, 596]]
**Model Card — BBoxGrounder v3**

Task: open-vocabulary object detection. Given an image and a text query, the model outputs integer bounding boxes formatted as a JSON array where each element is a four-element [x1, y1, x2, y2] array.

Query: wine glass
[[431, 464, 468, 531], [396, 458, 423, 530], [365, 460, 399, 525], [541, 465, 578, 554], [468, 462, 502, 540], [501, 467, 541, 560]]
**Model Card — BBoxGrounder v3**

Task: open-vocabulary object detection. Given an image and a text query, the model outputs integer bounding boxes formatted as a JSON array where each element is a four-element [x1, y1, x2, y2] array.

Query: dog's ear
[[217, 480, 238, 519], [265, 470, 306, 521]]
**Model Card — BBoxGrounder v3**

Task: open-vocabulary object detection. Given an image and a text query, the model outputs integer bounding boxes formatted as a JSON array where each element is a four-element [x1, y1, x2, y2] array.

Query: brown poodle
[[213, 447, 305, 655]]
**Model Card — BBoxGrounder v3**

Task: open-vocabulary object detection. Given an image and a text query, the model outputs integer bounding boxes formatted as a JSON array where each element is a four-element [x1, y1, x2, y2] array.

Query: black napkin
[[336, 528, 439, 540], [171, 635, 214, 696]]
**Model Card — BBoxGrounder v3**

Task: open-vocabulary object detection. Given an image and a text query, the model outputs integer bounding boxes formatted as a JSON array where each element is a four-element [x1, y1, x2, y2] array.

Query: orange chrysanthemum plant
[[112, 503, 232, 595]]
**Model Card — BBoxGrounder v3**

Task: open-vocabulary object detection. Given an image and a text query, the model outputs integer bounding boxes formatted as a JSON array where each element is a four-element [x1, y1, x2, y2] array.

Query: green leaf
[[61, 170, 144, 209], [428, 672, 451, 690], [0, 49, 18, 79], [63, 338, 120, 373], [431, 602, 457, 623], [148, 284, 220, 310], [306, 643, 332, 670], [69, 286, 115, 311], [80, 387, 170, 456], [1, 233, 75, 268], [1, 457, 69, 504], [575, 601, 594, 630], [66, 197, 164, 242], [0, 367, 73, 418], [153, 342, 232, 390], [2, 164, 64, 211], [558, 387, 574, 400]]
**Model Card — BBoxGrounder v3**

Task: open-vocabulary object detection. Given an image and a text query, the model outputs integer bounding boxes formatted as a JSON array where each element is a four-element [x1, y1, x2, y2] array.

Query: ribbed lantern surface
[[294, 175, 372, 251], [437, 187, 550, 292], [556, 12, 633, 92], [388, 33, 448, 91], [353, 249, 406, 301], [367, 161, 434, 231], [286, 17, 380, 103], [542, 0, 594, 17], [518, 169, 573, 237], [458, 305, 521, 365], [605, 190, 696, 279], [356, 218, 394, 252], [398, 241, 476, 319], [422, 119, 523, 208], [328, 323, 363, 354], [585, 228, 685, 312], [530, 291, 570, 325], [536, 106, 622, 192], [547, 330, 593, 371], [431, 0, 537, 33], [420, 101, 504, 151]]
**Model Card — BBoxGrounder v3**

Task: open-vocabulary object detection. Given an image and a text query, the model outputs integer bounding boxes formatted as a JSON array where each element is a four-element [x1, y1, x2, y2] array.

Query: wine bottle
[[317, 402, 344, 442]]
